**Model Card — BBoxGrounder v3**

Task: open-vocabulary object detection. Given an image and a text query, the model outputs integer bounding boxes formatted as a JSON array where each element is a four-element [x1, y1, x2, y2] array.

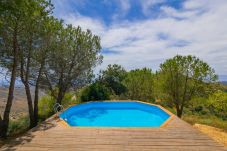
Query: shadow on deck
[[1, 111, 226, 151]]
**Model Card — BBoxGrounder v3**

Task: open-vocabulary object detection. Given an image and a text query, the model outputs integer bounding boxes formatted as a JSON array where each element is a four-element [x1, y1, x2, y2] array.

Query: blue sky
[[52, 0, 227, 77]]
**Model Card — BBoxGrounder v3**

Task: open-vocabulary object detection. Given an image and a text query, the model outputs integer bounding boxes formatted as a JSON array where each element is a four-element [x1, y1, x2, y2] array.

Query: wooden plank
[[1, 109, 226, 151]]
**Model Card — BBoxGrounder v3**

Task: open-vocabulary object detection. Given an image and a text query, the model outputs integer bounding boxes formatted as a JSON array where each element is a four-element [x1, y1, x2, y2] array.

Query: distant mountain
[[219, 75, 227, 82], [221, 81, 227, 85], [219, 75, 227, 85], [0, 85, 46, 120], [0, 86, 29, 117]]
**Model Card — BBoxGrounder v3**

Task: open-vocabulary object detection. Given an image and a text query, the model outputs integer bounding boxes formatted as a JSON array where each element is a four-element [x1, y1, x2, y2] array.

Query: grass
[[8, 115, 30, 136], [0, 115, 30, 148], [164, 106, 227, 131], [182, 114, 227, 131]]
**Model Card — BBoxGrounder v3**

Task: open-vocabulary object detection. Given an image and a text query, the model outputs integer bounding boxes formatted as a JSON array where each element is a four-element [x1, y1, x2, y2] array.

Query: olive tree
[[160, 55, 217, 118]]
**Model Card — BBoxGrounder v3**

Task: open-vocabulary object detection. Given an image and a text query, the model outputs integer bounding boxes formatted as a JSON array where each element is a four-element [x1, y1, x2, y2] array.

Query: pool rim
[[59, 100, 175, 128]]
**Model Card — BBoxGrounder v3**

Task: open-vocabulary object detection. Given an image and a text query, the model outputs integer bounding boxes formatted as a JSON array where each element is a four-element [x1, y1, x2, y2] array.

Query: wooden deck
[[1, 115, 226, 151]]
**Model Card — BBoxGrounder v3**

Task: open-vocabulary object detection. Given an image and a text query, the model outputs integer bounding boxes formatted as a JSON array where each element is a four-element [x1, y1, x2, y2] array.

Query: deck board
[[1, 115, 226, 151]]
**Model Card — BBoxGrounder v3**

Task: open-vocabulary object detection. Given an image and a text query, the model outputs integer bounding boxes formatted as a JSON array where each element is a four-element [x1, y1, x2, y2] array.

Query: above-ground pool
[[60, 101, 171, 127]]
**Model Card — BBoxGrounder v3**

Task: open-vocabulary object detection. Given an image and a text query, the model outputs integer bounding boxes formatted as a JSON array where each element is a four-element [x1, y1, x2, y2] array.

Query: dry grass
[[183, 114, 227, 131], [194, 123, 227, 147]]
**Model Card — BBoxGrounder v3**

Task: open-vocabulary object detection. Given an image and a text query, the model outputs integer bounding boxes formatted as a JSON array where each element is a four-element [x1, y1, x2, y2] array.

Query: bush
[[207, 91, 227, 119], [79, 82, 110, 102], [38, 92, 79, 120], [38, 95, 55, 120], [62, 92, 78, 107], [8, 116, 29, 136], [187, 97, 209, 115]]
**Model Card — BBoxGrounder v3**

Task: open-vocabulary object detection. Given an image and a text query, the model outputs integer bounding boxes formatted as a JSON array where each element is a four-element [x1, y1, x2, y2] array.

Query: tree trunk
[[33, 83, 39, 126], [33, 63, 44, 126], [24, 83, 35, 128], [176, 104, 183, 118], [20, 37, 35, 128], [0, 116, 3, 137], [0, 27, 18, 138], [56, 87, 65, 105], [1, 71, 17, 138]]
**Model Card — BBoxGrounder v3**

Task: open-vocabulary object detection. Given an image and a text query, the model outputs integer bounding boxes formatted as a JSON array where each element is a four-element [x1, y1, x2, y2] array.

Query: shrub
[[38, 92, 79, 120], [79, 82, 110, 102], [38, 95, 55, 120], [207, 91, 227, 119], [62, 92, 78, 107], [8, 116, 29, 136]]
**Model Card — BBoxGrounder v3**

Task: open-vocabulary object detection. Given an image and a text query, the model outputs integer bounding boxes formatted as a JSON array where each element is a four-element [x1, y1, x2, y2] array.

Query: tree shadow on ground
[[0, 115, 58, 151]]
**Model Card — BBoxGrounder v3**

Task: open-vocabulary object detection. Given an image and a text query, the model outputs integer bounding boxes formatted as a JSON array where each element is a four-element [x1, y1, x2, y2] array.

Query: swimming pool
[[60, 101, 171, 127]]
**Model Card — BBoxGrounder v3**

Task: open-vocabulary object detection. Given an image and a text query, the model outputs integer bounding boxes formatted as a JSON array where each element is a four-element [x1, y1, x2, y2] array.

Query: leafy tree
[[153, 71, 169, 102], [99, 64, 127, 95], [18, 0, 53, 128], [0, 0, 28, 138], [44, 25, 102, 104], [79, 82, 110, 102], [160, 55, 217, 118], [123, 68, 154, 101], [0, 0, 102, 138]]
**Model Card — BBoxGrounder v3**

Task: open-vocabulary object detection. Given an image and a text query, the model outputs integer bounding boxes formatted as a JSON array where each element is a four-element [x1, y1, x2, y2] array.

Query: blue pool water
[[60, 102, 170, 127]]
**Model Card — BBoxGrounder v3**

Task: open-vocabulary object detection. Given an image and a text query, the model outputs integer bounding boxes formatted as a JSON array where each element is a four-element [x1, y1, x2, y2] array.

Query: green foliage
[[38, 92, 79, 120], [186, 91, 227, 120], [123, 68, 154, 101], [45, 24, 102, 104], [153, 72, 170, 102], [99, 64, 127, 95], [160, 55, 217, 117], [8, 116, 29, 136], [79, 82, 111, 102], [1, 2, 226, 134], [61, 92, 78, 107], [187, 97, 208, 113], [38, 95, 55, 120], [207, 91, 227, 119]]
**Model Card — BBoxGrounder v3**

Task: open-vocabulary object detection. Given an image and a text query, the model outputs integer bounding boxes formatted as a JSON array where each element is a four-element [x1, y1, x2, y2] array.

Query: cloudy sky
[[52, 0, 227, 79]]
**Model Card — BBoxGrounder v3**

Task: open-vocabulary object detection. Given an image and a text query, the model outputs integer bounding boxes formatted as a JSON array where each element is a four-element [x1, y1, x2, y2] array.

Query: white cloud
[[111, 0, 131, 21], [141, 0, 165, 15], [55, 0, 227, 75], [63, 13, 106, 36]]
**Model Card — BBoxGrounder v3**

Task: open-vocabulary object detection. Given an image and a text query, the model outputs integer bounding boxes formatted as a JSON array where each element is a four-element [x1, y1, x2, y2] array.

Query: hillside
[[0, 86, 45, 120], [221, 81, 227, 85]]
